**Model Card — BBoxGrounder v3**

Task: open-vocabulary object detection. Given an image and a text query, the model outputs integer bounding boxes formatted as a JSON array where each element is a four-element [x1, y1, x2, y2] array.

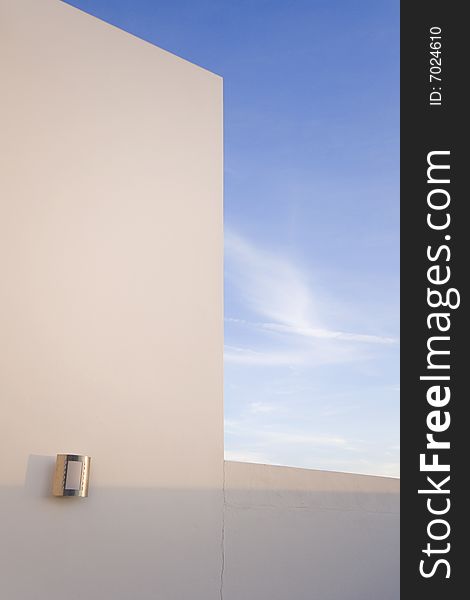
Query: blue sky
[[66, 0, 399, 477]]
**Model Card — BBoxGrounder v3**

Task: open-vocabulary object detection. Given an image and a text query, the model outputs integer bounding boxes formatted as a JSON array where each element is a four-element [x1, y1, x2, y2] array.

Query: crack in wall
[[220, 460, 226, 600]]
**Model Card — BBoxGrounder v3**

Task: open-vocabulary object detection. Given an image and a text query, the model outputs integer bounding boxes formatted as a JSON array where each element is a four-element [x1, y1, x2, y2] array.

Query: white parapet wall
[[223, 461, 400, 600], [0, 1, 223, 598]]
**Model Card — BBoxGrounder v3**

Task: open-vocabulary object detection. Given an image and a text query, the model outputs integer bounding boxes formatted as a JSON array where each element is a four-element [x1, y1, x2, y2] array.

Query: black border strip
[[401, 2, 465, 596]]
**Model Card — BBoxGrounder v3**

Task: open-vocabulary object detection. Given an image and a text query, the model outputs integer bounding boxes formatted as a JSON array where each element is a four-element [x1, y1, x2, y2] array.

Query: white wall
[[0, 1, 223, 598], [224, 462, 400, 600]]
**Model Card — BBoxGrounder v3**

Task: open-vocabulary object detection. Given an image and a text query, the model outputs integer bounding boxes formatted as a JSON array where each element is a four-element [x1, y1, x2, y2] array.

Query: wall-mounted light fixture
[[52, 454, 91, 497]]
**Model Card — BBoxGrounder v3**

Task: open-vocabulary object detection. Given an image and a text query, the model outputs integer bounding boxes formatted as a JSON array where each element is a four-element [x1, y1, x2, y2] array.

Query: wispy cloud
[[261, 322, 396, 345], [224, 231, 399, 477], [260, 430, 349, 448], [225, 420, 350, 449], [249, 401, 277, 414], [224, 345, 305, 366], [224, 419, 399, 477], [225, 231, 316, 329], [225, 230, 397, 367]]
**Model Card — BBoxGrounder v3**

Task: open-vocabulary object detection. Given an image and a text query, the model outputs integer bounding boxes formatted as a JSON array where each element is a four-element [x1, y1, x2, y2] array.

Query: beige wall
[[0, 1, 223, 598], [224, 462, 400, 600]]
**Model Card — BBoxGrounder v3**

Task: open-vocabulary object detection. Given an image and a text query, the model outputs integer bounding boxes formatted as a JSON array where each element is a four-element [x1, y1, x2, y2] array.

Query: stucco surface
[[0, 1, 223, 598], [223, 461, 400, 600]]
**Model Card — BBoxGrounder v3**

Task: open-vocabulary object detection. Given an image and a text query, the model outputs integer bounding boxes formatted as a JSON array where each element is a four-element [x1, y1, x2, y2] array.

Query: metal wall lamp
[[52, 454, 91, 497]]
